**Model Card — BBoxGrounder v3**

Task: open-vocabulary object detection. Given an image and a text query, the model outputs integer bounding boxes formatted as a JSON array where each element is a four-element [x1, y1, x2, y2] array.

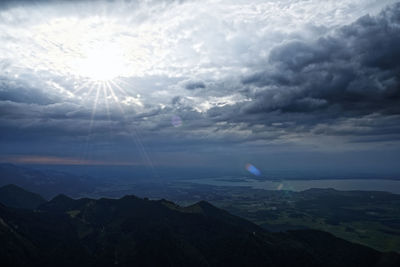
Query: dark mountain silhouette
[[0, 184, 46, 209], [0, 185, 399, 267]]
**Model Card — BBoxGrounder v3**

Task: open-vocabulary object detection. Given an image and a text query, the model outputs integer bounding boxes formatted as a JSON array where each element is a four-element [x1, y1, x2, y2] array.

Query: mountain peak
[[51, 194, 74, 202], [0, 186, 399, 267], [0, 184, 46, 210]]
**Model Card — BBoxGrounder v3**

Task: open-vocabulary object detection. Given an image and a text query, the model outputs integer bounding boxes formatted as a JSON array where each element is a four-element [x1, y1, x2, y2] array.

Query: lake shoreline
[[185, 178, 400, 195]]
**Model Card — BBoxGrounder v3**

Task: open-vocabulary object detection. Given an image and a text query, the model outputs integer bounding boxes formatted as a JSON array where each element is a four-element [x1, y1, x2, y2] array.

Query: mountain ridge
[[0, 184, 399, 267], [0, 184, 46, 209]]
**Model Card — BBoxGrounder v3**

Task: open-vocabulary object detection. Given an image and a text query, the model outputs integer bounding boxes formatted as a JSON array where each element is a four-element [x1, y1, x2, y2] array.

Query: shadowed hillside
[[0, 184, 46, 209], [0, 185, 399, 267]]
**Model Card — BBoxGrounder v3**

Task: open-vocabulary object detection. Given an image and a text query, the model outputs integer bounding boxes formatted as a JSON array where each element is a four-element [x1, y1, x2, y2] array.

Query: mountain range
[[0, 184, 399, 267], [0, 163, 98, 198]]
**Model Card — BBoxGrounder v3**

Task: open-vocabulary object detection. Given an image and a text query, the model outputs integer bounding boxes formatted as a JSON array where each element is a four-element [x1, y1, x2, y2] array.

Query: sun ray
[[79, 82, 102, 165], [73, 80, 92, 95], [102, 82, 111, 122], [112, 77, 131, 90], [106, 82, 122, 112], [101, 82, 116, 146], [45, 27, 158, 175], [109, 79, 129, 97], [104, 81, 157, 176], [86, 82, 97, 97], [87, 84, 101, 140]]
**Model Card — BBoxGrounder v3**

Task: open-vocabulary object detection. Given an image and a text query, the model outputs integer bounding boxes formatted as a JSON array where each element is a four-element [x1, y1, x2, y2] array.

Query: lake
[[187, 177, 400, 194]]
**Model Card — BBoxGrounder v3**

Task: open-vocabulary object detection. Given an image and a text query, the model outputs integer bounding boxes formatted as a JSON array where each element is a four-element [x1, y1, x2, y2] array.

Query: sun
[[70, 41, 132, 111], [77, 43, 126, 82]]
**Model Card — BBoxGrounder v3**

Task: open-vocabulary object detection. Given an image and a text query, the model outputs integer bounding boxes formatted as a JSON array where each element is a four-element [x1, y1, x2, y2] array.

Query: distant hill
[[0, 163, 98, 198], [0, 184, 46, 209], [0, 187, 398, 266]]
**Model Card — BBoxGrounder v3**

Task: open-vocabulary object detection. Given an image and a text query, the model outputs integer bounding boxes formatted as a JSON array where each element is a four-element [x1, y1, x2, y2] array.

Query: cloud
[[243, 4, 400, 113], [184, 81, 206, 90], [0, 0, 400, 169], [228, 3, 400, 141], [0, 154, 144, 166]]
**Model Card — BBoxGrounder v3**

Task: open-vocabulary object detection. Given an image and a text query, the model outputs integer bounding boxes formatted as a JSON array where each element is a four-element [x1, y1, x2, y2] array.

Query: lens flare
[[171, 115, 183, 127], [246, 163, 261, 176]]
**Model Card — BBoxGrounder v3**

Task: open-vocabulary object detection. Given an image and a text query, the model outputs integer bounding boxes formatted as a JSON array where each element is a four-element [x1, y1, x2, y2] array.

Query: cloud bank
[[0, 0, 399, 174]]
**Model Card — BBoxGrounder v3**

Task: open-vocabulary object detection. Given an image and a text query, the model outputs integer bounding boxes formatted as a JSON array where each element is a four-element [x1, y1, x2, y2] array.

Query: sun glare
[[77, 43, 126, 82]]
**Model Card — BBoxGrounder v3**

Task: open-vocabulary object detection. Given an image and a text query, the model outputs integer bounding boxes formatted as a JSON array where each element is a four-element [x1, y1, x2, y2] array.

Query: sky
[[0, 0, 400, 178]]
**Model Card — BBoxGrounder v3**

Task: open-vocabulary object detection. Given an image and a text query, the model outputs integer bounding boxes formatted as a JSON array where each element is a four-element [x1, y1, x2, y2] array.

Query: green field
[[90, 181, 400, 252]]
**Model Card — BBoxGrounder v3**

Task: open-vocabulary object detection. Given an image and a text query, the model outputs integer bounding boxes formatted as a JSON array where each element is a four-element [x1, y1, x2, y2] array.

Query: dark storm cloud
[[241, 3, 400, 118], [0, 0, 79, 9], [0, 77, 57, 105], [0, 0, 184, 10], [184, 81, 206, 90], [1, 0, 400, 168]]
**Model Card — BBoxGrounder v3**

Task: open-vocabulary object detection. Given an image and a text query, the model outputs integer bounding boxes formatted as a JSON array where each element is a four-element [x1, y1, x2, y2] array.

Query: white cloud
[[0, 0, 399, 154]]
